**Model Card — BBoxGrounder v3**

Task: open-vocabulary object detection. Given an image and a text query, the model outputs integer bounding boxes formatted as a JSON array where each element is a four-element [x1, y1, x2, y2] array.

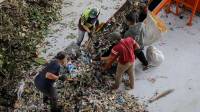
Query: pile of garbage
[[0, 0, 62, 110], [14, 43, 148, 111], [87, 0, 147, 56], [7, 0, 148, 111]]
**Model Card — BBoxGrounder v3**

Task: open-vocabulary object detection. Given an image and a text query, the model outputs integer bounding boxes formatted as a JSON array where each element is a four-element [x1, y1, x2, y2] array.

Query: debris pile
[[15, 14, 149, 110], [0, 0, 62, 110], [14, 46, 148, 111], [87, 0, 147, 56], [2, 0, 148, 111]]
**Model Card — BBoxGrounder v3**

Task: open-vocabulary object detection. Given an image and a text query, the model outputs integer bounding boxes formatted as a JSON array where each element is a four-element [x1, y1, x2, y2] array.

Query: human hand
[[58, 74, 67, 81], [87, 29, 91, 33]]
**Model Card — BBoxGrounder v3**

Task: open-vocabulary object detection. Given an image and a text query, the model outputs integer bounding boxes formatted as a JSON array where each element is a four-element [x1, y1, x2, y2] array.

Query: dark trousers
[[34, 75, 59, 112], [135, 49, 148, 66]]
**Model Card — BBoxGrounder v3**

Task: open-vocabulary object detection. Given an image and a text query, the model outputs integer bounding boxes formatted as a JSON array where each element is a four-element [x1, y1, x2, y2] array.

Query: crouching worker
[[102, 32, 140, 90], [77, 7, 100, 46], [34, 51, 68, 112]]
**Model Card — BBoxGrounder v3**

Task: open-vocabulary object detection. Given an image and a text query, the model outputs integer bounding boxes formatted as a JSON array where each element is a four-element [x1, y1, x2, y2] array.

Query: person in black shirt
[[34, 51, 68, 112]]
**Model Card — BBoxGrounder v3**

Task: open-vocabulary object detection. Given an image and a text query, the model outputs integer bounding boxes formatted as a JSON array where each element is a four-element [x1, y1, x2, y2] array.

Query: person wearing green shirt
[[77, 7, 100, 46]]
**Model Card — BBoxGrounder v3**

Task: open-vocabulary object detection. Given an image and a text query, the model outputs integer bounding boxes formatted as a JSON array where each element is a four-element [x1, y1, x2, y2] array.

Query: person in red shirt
[[102, 32, 140, 90]]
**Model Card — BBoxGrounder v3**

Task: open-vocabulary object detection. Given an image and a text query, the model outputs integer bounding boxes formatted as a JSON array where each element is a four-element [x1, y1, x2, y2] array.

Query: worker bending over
[[102, 32, 140, 90], [34, 52, 68, 112], [77, 7, 100, 46], [124, 12, 149, 70]]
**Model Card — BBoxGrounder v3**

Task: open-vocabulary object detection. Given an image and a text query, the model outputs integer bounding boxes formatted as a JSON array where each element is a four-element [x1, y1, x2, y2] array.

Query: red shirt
[[111, 37, 137, 64]]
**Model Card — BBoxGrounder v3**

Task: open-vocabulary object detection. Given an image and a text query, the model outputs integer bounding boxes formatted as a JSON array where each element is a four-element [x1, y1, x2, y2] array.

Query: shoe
[[124, 82, 134, 90], [143, 65, 149, 71], [125, 86, 134, 90]]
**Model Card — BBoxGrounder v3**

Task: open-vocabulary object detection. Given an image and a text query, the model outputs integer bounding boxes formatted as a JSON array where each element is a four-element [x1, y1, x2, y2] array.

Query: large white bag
[[143, 12, 167, 46], [146, 46, 164, 66]]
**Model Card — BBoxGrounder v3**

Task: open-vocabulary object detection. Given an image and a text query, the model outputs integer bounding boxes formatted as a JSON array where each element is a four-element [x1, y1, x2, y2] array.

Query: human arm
[[80, 16, 91, 33], [45, 61, 61, 81], [134, 40, 140, 50], [46, 72, 59, 80], [101, 56, 110, 62], [95, 19, 99, 27], [121, 23, 129, 37], [102, 47, 118, 70], [102, 55, 117, 70], [82, 24, 91, 33]]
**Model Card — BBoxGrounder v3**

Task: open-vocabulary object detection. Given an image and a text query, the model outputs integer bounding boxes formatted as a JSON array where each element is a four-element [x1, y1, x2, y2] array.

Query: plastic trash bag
[[146, 46, 164, 66], [143, 12, 167, 46]]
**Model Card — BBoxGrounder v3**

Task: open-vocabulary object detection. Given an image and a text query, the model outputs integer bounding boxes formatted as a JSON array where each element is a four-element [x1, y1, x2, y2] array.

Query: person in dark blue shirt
[[34, 51, 67, 112]]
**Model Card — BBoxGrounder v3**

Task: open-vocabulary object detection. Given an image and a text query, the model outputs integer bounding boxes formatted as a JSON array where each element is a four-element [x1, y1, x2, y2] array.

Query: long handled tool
[[148, 89, 174, 103]]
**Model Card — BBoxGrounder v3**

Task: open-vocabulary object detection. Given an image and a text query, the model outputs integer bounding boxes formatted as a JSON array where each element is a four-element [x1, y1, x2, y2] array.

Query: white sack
[[146, 46, 164, 66]]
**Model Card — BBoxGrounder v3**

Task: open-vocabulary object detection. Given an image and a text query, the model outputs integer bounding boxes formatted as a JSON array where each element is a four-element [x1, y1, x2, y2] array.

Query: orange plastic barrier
[[176, 0, 200, 26], [184, 0, 200, 12], [152, 0, 200, 26]]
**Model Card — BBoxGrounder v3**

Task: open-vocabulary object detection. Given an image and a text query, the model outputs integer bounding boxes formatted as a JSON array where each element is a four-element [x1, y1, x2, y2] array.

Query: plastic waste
[[67, 64, 76, 73], [115, 96, 126, 105], [66, 64, 78, 78], [143, 12, 163, 46], [17, 80, 25, 100], [71, 48, 76, 57], [146, 46, 164, 66]]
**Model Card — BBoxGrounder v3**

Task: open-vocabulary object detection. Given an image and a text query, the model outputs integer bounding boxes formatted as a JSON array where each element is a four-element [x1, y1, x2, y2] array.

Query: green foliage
[[0, 0, 62, 108]]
